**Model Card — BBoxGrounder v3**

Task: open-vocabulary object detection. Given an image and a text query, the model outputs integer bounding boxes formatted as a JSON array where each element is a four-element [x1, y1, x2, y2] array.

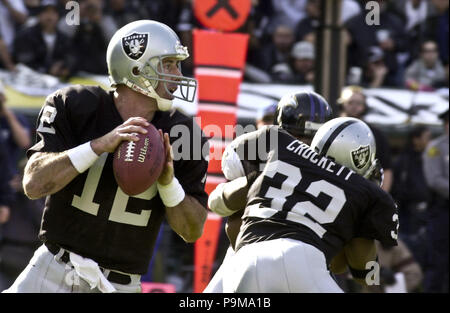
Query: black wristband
[[348, 256, 379, 279], [348, 266, 371, 279]]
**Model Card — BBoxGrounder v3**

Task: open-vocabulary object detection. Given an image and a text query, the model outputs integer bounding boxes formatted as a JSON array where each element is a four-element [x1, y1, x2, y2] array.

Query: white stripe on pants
[[2, 245, 142, 293], [222, 238, 343, 293]]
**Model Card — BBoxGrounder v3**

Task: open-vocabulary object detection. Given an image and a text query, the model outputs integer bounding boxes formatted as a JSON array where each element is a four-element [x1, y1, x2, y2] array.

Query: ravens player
[[4, 20, 208, 293], [207, 114, 398, 292], [204, 91, 333, 292]]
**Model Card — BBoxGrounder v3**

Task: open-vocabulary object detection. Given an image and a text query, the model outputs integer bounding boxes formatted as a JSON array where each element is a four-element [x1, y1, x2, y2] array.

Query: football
[[113, 123, 166, 196]]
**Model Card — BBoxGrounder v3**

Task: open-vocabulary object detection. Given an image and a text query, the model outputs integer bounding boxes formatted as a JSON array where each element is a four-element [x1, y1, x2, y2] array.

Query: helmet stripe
[[318, 98, 325, 122], [320, 120, 357, 156], [308, 93, 315, 121]]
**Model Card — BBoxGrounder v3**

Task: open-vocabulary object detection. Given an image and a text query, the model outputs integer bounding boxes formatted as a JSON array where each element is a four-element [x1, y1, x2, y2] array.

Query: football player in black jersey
[[4, 20, 209, 293], [207, 108, 398, 291], [204, 91, 334, 292]]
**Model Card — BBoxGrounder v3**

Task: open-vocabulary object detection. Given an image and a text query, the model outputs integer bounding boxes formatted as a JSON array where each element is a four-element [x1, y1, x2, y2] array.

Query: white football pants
[[2, 245, 141, 293], [220, 238, 343, 293], [204, 245, 236, 293]]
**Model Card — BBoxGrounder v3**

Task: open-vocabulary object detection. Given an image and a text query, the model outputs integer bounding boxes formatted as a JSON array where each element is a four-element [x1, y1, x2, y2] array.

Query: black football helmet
[[275, 91, 333, 138]]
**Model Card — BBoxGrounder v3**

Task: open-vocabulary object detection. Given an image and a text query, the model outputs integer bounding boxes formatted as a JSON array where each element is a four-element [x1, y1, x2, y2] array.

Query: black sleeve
[[173, 119, 209, 208], [26, 86, 102, 158], [356, 188, 399, 247]]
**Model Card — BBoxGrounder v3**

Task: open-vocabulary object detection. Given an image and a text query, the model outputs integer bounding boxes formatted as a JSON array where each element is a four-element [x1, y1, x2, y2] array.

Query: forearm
[[208, 176, 249, 217], [344, 238, 377, 285], [329, 248, 348, 274], [165, 195, 207, 242], [4, 109, 30, 148], [23, 151, 79, 199], [344, 238, 377, 269], [223, 177, 249, 211]]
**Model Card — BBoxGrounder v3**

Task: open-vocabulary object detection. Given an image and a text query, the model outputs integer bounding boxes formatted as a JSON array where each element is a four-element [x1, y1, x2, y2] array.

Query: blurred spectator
[[340, 0, 361, 24], [142, 0, 180, 32], [0, 35, 15, 71], [0, 80, 31, 175], [289, 41, 315, 85], [59, 0, 117, 41], [361, 46, 392, 88], [390, 0, 436, 63], [345, 0, 408, 87], [422, 108, 449, 293], [424, 0, 449, 65], [246, 0, 275, 46], [105, 0, 144, 29], [175, 0, 200, 78], [364, 240, 423, 293], [269, 0, 307, 31], [69, 0, 114, 74], [294, 0, 320, 43], [0, 0, 28, 50], [250, 23, 295, 82], [23, 0, 41, 17], [271, 63, 294, 83], [391, 0, 434, 34], [13, 0, 73, 79], [391, 126, 431, 271], [243, 0, 275, 78], [404, 40, 447, 91], [338, 85, 393, 193], [294, 0, 361, 43], [256, 103, 277, 129], [0, 158, 44, 291]]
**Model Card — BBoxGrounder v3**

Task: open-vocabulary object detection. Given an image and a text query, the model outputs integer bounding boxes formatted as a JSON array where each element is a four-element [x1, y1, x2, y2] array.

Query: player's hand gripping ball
[[113, 123, 166, 195]]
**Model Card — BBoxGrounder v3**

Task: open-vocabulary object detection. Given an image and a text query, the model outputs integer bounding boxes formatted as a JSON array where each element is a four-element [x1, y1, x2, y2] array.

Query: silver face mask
[[140, 55, 197, 104]]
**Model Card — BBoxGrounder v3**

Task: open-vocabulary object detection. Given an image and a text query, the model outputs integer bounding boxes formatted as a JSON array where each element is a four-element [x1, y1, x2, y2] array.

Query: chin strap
[[123, 77, 173, 111]]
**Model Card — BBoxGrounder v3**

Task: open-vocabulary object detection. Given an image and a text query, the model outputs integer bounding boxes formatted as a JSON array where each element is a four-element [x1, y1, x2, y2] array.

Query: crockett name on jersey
[[224, 125, 398, 264]]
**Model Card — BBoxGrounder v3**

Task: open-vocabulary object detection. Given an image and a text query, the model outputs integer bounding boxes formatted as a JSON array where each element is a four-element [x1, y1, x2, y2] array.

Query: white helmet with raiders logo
[[106, 20, 197, 111], [311, 117, 383, 185]]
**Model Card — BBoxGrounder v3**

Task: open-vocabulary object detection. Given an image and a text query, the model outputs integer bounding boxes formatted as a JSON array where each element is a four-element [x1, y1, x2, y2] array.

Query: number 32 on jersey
[[247, 160, 347, 238]]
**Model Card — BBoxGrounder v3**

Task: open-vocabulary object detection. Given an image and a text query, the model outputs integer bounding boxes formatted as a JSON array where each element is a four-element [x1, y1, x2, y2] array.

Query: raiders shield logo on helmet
[[122, 32, 148, 60], [351, 145, 370, 169]]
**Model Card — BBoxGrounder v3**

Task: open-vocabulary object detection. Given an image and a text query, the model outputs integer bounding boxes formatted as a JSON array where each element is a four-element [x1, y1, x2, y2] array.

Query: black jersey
[[231, 126, 398, 264], [27, 85, 209, 274]]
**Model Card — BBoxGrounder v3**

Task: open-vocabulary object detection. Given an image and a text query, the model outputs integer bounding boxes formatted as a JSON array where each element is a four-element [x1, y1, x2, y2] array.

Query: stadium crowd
[[0, 0, 448, 293]]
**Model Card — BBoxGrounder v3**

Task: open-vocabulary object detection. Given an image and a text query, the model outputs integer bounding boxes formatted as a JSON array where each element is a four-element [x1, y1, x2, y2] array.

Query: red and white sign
[[193, 0, 251, 32]]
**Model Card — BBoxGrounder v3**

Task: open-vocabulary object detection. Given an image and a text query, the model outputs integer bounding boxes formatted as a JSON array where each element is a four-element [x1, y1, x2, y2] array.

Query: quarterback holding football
[[4, 20, 209, 293]]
